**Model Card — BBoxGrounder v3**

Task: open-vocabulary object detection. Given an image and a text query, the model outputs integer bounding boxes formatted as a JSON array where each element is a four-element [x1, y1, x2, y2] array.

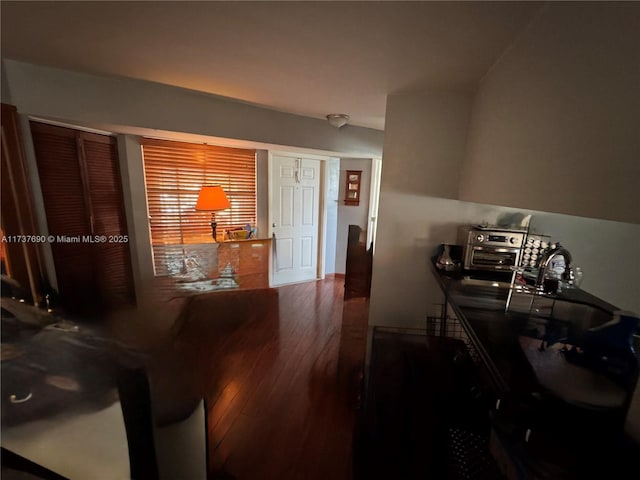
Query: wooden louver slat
[[140, 138, 257, 273]]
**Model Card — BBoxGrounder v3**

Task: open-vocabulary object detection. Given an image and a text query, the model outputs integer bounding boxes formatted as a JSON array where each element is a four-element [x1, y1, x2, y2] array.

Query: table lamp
[[195, 185, 230, 242]]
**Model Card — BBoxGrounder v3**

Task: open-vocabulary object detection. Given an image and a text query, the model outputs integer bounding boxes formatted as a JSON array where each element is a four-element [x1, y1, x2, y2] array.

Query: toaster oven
[[458, 226, 526, 272]]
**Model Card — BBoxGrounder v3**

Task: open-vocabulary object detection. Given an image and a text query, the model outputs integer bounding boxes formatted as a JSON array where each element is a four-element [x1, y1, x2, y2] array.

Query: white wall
[[323, 158, 340, 275], [382, 90, 473, 199], [460, 2, 640, 224], [256, 150, 270, 239], [335, 158, 372, 274], [116, 135, 154, 296], [370, 3, 640, 330], [529, 213, 640, 311], [370, 193, 640, 330], [370, 90, 474, 327], [2, 59, 384, 158]]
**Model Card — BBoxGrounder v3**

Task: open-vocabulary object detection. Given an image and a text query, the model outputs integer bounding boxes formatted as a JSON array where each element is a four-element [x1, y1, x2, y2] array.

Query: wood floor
[[201, 277, 369, 480]]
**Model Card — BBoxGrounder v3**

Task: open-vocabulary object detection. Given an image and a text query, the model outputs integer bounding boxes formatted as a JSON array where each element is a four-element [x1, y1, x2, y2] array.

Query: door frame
[[268, 150, 337, 286], [367, 157, 382, 252]]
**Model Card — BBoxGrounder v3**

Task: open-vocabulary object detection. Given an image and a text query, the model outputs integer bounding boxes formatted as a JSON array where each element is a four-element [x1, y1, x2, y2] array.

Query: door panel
[[271, 155, 320, 286], [301, 165, 316, 180], [301, 236, 313, 268], [30, 121, 135, 315], [280, 186, 294, 226], [301, 187, 315, 225], [276, 237, 294, 271], [280, 164, 295, 178]]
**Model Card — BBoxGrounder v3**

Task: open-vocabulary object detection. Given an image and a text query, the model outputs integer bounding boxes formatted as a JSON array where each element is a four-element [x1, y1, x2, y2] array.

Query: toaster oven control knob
[[475, 234, 484, 242], [510, 237, 518, 245]]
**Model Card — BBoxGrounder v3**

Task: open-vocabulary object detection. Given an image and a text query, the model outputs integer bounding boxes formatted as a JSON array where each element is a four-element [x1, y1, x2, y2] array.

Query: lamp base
[[210, 221, 218, 243]]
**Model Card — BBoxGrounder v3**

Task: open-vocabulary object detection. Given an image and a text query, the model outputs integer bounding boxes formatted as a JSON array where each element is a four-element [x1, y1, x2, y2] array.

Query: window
[[141, 138, 256, 275]]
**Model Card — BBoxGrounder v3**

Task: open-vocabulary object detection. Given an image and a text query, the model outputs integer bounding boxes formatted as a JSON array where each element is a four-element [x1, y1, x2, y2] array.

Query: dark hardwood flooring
[[203, 278, 497, 480], [1, 271, 371, 480], [201, 277, 369, 480]]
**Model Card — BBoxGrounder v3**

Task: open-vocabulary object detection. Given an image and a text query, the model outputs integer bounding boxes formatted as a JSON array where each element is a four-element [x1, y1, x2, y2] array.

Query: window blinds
[[140, 138, 257, 274]]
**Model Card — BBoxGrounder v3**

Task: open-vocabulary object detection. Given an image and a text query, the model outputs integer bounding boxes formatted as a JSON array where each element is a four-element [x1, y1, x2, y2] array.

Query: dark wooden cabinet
[[344, 224, 372, 299], [216, 238, 271, 289], [0, 104, 47, 305], [30, 121, 134, 316]]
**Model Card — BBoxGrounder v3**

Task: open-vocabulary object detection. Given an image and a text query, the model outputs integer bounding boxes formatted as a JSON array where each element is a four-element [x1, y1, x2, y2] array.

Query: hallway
[[199, 277, 368, 479]]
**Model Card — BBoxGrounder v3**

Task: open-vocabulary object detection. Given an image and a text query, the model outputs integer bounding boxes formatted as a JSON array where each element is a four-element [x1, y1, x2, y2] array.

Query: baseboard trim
[[325, 273, 345, 279]]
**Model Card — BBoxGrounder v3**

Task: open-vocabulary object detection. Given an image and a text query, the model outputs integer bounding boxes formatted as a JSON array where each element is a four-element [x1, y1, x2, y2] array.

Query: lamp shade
[[195, 185, 230, 211]]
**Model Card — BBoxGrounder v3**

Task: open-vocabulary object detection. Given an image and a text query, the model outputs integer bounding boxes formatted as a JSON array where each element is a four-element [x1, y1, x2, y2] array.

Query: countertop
[[431, 266, 630, 400], [431, 265, 640, 477]]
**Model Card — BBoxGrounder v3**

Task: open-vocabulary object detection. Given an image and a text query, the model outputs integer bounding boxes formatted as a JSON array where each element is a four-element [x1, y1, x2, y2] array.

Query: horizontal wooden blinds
[[141, 138, 257, 247]]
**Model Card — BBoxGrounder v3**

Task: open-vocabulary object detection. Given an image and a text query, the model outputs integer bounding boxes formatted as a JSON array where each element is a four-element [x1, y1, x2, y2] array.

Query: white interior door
[[270, 154, 320, 286]]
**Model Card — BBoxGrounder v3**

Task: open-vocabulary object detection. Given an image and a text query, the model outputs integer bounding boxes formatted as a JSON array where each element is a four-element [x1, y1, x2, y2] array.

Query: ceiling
[[1, 1, 543, 130]]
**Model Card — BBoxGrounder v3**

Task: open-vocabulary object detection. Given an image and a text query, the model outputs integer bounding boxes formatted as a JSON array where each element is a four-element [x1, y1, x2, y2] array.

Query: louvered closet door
[[30, 122, 134, 316], [30, 122, 98, 313], [82, 132, 135, 311]]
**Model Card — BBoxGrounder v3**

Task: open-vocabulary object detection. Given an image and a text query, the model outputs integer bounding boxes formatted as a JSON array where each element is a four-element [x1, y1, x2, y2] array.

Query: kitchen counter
[[432, 266, 630, 394], [431, 264, 639, 478]]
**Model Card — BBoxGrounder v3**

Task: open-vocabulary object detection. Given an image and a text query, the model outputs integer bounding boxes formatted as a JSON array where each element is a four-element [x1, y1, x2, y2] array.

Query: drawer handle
[[9, 392, 33, 404]]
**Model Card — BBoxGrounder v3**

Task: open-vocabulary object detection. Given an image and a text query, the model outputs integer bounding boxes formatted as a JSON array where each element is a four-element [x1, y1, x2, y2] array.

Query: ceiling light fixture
[[326, 114, 349, 129]]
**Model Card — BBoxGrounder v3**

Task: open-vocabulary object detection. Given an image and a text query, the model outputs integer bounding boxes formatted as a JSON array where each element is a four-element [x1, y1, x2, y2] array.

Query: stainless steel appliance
[[458, 225, 526, 271]]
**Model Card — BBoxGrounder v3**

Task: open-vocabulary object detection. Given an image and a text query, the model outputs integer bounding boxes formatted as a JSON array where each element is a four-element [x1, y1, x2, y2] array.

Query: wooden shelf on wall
[[344, 170, 362, 206]]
